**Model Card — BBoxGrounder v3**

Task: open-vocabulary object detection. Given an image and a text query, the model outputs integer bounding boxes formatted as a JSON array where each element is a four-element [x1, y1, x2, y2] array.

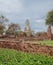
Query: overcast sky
[[0, 0, 53, 32]]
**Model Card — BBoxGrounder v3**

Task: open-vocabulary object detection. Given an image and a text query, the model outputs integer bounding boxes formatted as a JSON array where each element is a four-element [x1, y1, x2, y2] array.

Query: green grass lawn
[[38, 40, 53, 45], [26, 40, 53, 45], [0, 48, 53, 65]]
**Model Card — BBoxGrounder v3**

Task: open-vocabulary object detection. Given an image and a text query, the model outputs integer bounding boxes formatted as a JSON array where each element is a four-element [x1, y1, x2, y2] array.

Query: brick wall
[[0, 41, 53, 56]]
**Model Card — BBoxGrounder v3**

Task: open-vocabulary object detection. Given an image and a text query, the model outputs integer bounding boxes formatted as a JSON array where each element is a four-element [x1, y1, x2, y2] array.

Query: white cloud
[[36, 19, 42, 23], [35, 19, 44, 23], [0, 0, 23, 13]]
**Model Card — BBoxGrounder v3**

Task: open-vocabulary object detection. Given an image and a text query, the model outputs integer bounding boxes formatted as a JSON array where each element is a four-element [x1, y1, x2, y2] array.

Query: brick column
[[47, 25, 52, 39]]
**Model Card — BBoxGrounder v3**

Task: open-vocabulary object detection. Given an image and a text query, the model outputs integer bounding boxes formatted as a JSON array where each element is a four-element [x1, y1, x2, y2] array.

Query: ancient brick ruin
[[47, 25, 53, 40], [24, 19, 31, 31], [47, 25, 52, 39], [0, 40, 53, 56], [0, 22, 53, 56]]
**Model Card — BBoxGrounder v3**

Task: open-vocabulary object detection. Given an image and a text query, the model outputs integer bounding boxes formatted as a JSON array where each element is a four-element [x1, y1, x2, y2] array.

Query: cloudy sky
[[0, 0, 53, 32]]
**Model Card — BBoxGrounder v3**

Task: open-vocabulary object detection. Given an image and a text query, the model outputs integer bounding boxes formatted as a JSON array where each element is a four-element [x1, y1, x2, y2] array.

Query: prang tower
[[24, 19, 31, 31]]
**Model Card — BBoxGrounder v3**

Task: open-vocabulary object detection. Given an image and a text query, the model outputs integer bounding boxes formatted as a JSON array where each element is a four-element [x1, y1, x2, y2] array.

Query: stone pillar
[[47, 25, 52, 39]]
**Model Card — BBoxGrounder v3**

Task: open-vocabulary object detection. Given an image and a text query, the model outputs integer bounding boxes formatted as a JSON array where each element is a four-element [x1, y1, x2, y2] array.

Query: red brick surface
[[0, 41, 53, 56]]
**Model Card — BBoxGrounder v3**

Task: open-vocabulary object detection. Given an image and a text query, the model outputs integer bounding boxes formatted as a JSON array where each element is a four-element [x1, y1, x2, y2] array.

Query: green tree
[[0, 15, 8, 34], [45, 10, 53, 39], [0, 24, 5, 34], [6, 23, 21, 35], [45, 10, 53, 25], [0, 15, 8, 24]]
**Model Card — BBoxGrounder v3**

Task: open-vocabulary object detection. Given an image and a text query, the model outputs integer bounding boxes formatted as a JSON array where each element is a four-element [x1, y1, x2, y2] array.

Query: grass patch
[[26, 40, 53, 45], [0, 48, 53, 65], [38, 40, 53, 45]]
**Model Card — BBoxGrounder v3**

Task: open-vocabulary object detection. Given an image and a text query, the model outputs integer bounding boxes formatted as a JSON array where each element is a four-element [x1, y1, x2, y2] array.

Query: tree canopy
[[0, 15, 8, 24], [6, 23, 21, 35], [45, 10, 53, 26], [0, 15, 8, 34]]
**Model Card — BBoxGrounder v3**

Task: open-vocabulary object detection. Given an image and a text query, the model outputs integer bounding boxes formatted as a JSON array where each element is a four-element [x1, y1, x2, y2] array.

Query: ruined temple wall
[[0, 41, 53, 56]]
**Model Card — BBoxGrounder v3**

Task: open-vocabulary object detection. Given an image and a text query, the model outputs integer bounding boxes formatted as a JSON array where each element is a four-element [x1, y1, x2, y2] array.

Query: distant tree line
[[0, 15, 34, 37], [0, 10, 53, 37]]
